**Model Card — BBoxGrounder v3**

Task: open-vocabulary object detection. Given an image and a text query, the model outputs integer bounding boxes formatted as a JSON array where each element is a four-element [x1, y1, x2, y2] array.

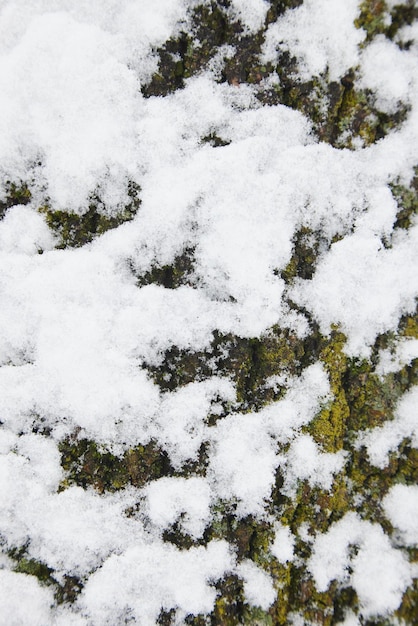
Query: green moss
[[212, 575, 244, 626], [123, 440, 173, 487], [344, 360, 411, 437], [387, 1, 418, 41], [54, 310, 417, 620], [0, 181, 31, 218], [281, 227, 328, 284], [142, 33, 191, 97], [147, 325, 312, 412], [400, 312, 418, 339], [263, 50, 409, 148], [60, 438, 128, 492], [157, 609, 176, 625], [396, 579, 418, 624], [391, 440, 418, 487], [13, 556, 54, 584], [262, 315, 418, 623], [142, 0, 278, 98], [39, 182, 140, 249], [266, 1, 304, 25], [8, 547, 83, 605], [355, 1, 389, 41], [200, 132, 231, 147], [241, 606, 273, 625], [54, 575, 84, 605], [391, 167, 418, 230], [354, 0, 418, 45], [268, 562, 292, 626], [136, 247, 195, 289], [332, 587, 359, 624], [263, 68, 347, 144], [207, 506, 274, 563], [330, 76, 410, 149], [333, 83, 378, 148], [306, 329, 349, 452], [183, 615, 211, 626], [237, 330, 306, 409], [142, 0, 409, 151], [142, 3, 238, 97], [59, 437, 172, 493]]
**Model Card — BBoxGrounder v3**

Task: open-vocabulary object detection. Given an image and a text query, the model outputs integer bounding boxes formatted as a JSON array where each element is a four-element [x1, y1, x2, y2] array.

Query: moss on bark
[[0, 181, 31, 218]]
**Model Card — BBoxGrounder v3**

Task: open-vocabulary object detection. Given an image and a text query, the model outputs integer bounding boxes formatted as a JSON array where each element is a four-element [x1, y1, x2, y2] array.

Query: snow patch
[[383, 483, 418, 546], [309, 513, 413, 618], [262, 0, 365, 81]]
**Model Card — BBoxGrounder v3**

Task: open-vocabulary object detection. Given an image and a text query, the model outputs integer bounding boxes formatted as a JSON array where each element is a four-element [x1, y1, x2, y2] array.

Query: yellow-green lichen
[[307, 329, 349, 452]]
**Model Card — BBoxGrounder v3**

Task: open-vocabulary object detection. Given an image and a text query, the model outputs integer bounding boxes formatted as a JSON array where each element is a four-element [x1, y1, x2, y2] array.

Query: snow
[[228, 0, 269, 33], [358, 35, 417, 114], [0, 570, 55, 626], [360, 386, 418, 468], [79, 540, 233, 626], [270, 523, 295, 564], [383, 484, 418, 546], [282, 434, 347, 494], [155, 378, 235, 468], [144, 476, 212, 538], [261, 0, 366, 81], [0, 205, 56, 254], [237, 559, 276, 609], [376, 336, 418, 376], [291, 226, 418, 357], [0, 0, 417, 623], [208, 411, 279, 516], [309, 513, 414, 618]]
